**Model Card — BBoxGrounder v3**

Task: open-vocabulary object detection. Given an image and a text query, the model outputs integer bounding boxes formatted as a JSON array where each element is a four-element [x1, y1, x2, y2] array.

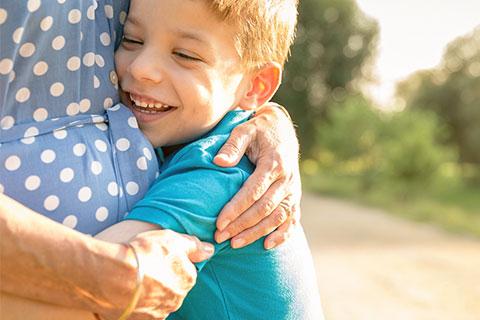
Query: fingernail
[[232, 238, 246, 248], [217, 219, 230, 231], [204, 243, 215, 253], [266, 240, 276, 250], [216, 231, 230, 243]]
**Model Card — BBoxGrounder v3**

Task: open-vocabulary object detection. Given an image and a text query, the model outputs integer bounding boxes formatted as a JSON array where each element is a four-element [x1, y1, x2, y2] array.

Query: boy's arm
[[95, 220, 163, 243]]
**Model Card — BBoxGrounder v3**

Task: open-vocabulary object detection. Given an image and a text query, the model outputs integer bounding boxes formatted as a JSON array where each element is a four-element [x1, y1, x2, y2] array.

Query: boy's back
[[126, 111, 322, 319]]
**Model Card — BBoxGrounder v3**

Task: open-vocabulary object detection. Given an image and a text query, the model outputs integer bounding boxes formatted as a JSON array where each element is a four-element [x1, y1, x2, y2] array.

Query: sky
[[354, 0, 480, 110]]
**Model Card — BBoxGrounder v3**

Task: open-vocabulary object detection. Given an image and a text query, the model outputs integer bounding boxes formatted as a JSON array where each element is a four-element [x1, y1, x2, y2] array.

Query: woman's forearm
[[0, 194, 137, 316]]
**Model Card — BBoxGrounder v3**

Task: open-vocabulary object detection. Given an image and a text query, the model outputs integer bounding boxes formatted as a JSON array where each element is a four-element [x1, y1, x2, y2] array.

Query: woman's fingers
[[213, 123, 256, 167], [215, 156, 283, 233]]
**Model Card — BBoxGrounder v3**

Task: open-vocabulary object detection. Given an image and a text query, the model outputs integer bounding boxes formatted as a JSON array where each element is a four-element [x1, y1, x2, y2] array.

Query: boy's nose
[[128, 51, 164, 84]]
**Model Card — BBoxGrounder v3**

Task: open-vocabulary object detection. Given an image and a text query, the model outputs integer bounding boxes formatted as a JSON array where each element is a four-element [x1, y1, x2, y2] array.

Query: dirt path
[[301, 192, 480, 320]]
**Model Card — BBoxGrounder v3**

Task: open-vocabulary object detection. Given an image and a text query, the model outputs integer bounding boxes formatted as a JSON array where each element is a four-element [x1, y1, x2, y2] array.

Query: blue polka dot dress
[[0, 0, 159, 235]]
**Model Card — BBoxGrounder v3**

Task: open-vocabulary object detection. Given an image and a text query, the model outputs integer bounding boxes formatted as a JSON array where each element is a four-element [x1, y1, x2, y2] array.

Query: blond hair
[[205, 0, 298, 70]]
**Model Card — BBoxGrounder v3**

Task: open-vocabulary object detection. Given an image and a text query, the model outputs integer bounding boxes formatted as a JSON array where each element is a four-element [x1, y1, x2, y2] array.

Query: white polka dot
[[91, 115, 104, 123], [116, 138, 130, 151], [0, 184, 4, 194], [79, 99, 91, 112], [21, 126, 38, 144], [67, 56, 80, 71], [107, 182, 119, 196], [95, 140, 107, 152], [0, 59, 13, 75], [40, 16, 53, 31], [143, 147, 153, 161], [27, 0, 41, 12], [19, 43, 35, 58], [12, 27, 24, 44], [95, 54, 105, 67], [137, 157, 148, 170], [52, 36, 65, 51], [50, 82, 64, 97], [104, 98, 113, 109], [119, 187, 124, 198], [73, 143, 86, 156], [95, 122, 107, 131], [25, 175, 41, 191], [9, 71, 15, 83], [104, 5, 114, 19], [99, 32, 111, 46], [24, 126, 38, 138], [0, 8, 7, 25], [78, 187, 92, 202], [126, 182, 139, 196], [128, 117, 138, 129], [91, 161, 103, 175], [1, 116, 15, 130], [57, 0, 65, 4], [21, 136, 35, 145], [5, 156, 21, 171], [66, 102, 80, 116], [95, 207, 109, 222], [44, 195, 60, 211], [119, 11, 127, 24], [93, 75, 100, 88], [33, 61, 48, 76], [68, 9, 82, 24], [62, 215, 77, 228], [41, 149, 56, 163], [53, 129, 67, 139], [109, 104, 120, 111], [83, 52, 95, 67], [87, 5, 96, 20], [60, 168, 74, 182], [155, 171, 160, 179], [33, 108, 48, 121], [16, 88, 30, 103]]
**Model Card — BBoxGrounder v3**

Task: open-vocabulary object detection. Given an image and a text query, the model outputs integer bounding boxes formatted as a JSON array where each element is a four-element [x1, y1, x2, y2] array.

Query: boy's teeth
[[130, 94, 170, 109]]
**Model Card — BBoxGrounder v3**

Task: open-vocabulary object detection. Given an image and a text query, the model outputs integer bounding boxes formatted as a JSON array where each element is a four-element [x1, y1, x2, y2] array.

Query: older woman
[[0, 1, 301, 319]]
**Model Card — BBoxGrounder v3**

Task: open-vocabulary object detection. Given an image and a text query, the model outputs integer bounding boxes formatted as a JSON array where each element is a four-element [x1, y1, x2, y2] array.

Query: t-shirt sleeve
[[125, 146, 252, 255]]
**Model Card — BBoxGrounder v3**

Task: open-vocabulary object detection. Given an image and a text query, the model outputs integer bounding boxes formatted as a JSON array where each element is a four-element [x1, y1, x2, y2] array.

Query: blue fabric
[[0, 0, 159, 235], [126, 110, 323, 320]]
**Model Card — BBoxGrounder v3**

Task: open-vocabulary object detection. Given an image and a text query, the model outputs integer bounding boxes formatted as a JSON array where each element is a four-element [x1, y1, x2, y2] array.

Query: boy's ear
[[238, 62, 282, 110]]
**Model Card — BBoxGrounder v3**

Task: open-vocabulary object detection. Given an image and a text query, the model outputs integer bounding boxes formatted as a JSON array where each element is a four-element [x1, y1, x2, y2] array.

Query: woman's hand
[[213, 103, 301, 250]]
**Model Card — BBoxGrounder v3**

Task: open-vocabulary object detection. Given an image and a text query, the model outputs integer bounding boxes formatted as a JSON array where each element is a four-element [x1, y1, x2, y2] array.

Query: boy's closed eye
[[173, 51, 203, 62], [121, 35, 143, 47]]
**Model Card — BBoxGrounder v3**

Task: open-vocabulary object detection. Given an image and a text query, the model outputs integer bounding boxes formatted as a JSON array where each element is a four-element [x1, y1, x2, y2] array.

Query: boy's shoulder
[[164, 110, 254, 168]]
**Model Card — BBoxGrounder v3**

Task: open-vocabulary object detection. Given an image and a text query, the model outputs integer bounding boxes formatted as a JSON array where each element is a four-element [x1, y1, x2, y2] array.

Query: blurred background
[[274, 0, 480, 319]]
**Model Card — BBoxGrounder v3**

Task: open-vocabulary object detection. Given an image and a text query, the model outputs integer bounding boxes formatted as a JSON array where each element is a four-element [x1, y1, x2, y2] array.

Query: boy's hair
[[205, 0, 299, 70]]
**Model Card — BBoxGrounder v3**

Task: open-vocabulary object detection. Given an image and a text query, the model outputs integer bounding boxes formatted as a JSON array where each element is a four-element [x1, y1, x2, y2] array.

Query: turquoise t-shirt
[[126, 110, 323, 319]]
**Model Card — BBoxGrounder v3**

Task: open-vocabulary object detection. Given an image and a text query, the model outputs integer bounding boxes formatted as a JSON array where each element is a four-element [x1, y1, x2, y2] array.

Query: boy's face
[[115, 0, 253, 148]]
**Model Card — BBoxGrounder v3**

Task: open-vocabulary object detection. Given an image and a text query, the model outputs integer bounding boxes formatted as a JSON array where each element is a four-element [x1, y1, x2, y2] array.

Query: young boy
[[96, 0, 323, 318]]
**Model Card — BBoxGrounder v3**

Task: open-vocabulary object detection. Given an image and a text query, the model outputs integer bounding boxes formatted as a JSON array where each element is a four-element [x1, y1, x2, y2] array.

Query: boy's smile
[[115, 0, 254, 148]]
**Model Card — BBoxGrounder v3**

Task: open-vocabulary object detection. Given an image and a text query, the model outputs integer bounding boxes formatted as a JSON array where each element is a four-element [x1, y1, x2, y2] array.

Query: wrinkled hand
[[213, 103, 302, 250], [110, 230, 214, 320]]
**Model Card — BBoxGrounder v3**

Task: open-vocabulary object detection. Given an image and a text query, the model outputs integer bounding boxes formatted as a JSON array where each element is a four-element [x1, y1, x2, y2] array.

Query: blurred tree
[[273, 0, 379, 157], [397, 26, 480, 164]]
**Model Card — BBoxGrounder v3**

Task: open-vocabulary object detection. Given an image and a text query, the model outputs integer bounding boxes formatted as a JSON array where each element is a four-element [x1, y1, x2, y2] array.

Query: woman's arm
[[214, 103, 302, 249], [0, 194, 213, 320]]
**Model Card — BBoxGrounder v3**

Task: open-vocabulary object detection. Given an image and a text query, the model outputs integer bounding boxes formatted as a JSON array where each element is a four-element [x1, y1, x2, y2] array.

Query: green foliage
[[396, 26, 480, 164], [380, 110, 455, 185], [273, 0, 379, 156], [311, 96, 455, 188]]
